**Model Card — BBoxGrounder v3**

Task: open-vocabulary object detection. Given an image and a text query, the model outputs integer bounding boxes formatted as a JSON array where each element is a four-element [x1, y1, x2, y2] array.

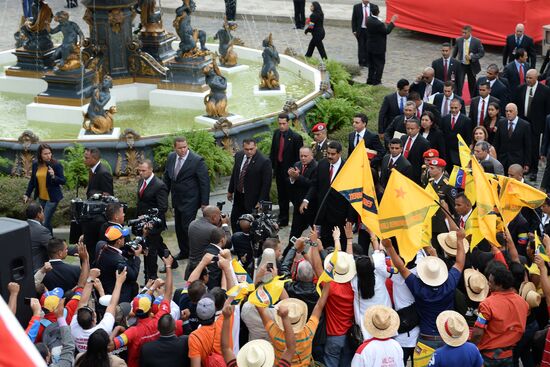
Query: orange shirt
[[188, 314, 233, 365], [266, 316, 319, 367]]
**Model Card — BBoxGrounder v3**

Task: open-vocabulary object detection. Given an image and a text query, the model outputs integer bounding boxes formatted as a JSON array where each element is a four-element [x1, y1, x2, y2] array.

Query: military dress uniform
[[429, 159, 457, 257], [311, 123, 329, 162], [421, 149, 440, 187]]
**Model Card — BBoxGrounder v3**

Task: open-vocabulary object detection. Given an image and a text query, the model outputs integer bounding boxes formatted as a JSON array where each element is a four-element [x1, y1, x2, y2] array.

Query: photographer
[[96, 226, 141, 302]]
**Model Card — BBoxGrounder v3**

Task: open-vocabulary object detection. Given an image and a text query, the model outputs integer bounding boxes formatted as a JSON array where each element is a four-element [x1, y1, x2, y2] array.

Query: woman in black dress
[[420, 111, 446, 159], [304, 2, 327, 59], [482, 101, 504, 145]]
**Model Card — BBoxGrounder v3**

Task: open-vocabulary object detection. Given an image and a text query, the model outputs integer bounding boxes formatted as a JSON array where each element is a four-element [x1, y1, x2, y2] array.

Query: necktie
[[443, 59, 448, 81], [417, 110, 421, 119], [404, 137, 412, 158], [355, 133, 360, 147], [424, 84, 432, 102], [519, 64, 525, 85], [237, 156, 250, 193], [329, 164, 334, 182], [443, 97, 449, 116], [508, 121, 514, 138], [464, 39, 470, 64], [451, 115, 456, 130], [516, 37, 520, 47], [278, 133, 285, 163], [174, 156, 183, 177], [388, 158, 394, 169], [526, 87, 534, 116], [479, 99, 485, 125], [139, 180, 147, 198], [301, 164, 307, 175], [399, 97, 404, 113], [459, 217, 465, 228], [362, 5, 368, 27]]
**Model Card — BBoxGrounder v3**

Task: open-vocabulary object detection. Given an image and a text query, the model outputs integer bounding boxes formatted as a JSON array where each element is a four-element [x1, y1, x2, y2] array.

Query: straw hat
[[436, 311, 469, 347], [237, 339, 275, 367], [464, 269, 489, 302], [520, 281, 541, 308], [417, 256, 448, 287], [363, 305, 400, 339], [437, 231, 470, 257], [323, 251, 357, 283], [274, 298, 308, 333]]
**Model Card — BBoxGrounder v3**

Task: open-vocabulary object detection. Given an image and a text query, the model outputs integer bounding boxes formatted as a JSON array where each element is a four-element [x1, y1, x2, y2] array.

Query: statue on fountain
[[83, 76, 117, 135], [259, 33, 280, 90], [214, 18, 238, 67], [203, 56, 228, 118], [173, 0, 208, 59], [50, 11, 84, 71], [135, 0, 163, 33], [18, 0, 53, 51]]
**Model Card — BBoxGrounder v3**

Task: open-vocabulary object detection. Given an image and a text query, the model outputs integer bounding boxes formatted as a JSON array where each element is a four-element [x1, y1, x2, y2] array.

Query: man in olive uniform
[[428, 158, 456, 257], [420, 149, 440, 187], [311, 122, 328, 161]]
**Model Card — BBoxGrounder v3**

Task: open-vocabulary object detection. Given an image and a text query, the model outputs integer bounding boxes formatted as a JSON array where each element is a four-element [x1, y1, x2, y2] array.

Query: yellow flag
[[378, 170, 437, 263], [316, 246, 339, 295], [232, 258, 253, 284], [465, 207, 485, 250], [457, 134, 472, 168], [248, 276, 290, 308], [420, 183, 440, 248], [332, 140, 381, 237], [497, 175, 547, 224], [226, 282, 255, 305], [470, 158, 500, 246], [535, 232, 550, 262]]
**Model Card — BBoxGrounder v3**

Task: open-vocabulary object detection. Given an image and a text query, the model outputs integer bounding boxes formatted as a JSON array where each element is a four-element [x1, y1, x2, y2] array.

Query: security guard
[[311, 122, 328, 161], [420, 148, 440, 187]]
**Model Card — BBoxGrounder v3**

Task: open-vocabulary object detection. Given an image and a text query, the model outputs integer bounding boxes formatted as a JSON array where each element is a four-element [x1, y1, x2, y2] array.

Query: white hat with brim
[[363, 305, 400, 339], [237, 339, 275, 367], [520, 282, 541, 308], [437, 231, 470, 257], [436, 310, 469, 347], [323, 251, 357, 283], [417, 256, 448, 287], [464, 268, 489, 302], [274, 298, 308, 333]]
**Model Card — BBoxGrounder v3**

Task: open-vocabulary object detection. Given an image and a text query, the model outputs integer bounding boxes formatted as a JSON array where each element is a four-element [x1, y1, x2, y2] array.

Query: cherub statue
[[203, 56, 228, 118], [259, 33, 280, 89], [50, 11, 84, 70], [135, 0, 163, 33], [214, 18, 238, 67], [173, 0, 207, 58], [83, 76, 117, 135], [19, 0, 53, 51]]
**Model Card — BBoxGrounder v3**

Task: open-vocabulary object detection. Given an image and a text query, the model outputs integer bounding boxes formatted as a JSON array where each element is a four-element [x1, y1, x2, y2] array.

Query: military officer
[[420, 149, 440, 187], [311, 122, 328, 161]]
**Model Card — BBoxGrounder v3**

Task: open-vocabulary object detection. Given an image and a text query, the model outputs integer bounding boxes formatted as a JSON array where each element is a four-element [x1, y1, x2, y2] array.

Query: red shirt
[[325, 282, 354, 336]]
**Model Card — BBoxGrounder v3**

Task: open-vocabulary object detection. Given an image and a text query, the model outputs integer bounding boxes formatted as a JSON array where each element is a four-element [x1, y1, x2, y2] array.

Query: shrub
[[253, 130, 273, 156], [325, 59, 351, 85], [306, 97, 361, 133], [61, 144, 88, 190]]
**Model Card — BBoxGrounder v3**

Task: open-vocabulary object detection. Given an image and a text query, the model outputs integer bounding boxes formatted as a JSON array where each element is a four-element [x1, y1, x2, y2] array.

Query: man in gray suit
[[163, 137, 210, 260], [453, 25, 485, 97], [474, 141, 504, 175], [26, 202, 52, 272]]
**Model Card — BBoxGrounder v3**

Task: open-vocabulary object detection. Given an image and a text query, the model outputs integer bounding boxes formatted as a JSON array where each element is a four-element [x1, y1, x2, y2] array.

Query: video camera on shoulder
[[71, 194, 127, 221], [128, 208, 163, 236], [250, 201, 278, 252]]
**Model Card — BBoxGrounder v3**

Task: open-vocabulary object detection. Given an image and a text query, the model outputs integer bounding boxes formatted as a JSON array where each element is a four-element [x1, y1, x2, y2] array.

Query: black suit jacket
[[423, 129, 446, 160], [474, 77, 510, 114], [453, 36, 485, 75], [468, 96, 500, 126], [441, 113, 473, 167], [348, 130, 385, 167], [378, 92, 403, 134], [401, 135, 430, 184], [288, 160, 318, 206], [541, 114, 550, 157], [503, 34, 536, 68], [269, 128, 303, 173], [43, 260, 80, 293], [366, 15, 395, 54], [228, 151, 272, 212], [502, 61, 530, 94], [380, 154, 413, 188], [384, 115, 409, 146], [431, 57, 464, 94], [351, 2, 372, 33], [140, 335, 190, 367], [410, 79, 444, 100], [163, 151, 210, 214], [432, 93, 466, 115], [96, 245, 141, 302], [137, 175, 169, 235], [418, 102, 441, 124], [205, 243, 223, 289], [514, 83, 550, 134], [28, 219, 52, 272], [494, 117, 531, 168], [86, 162, 113, 199]]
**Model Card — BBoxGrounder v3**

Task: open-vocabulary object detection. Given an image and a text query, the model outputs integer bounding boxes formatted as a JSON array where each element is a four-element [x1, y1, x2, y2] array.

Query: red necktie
[[443, 59, 448, 81], [404, 137, 412, 158], [479, 99, 485, 125], [417, 110, 421, 119], [329, 164, 334, 182], [451, 115, 456, 130], [301, 164, 307, 175], [459, 217, 465, 228], [277, 133, 285, 163], [139, 180, 147, 197], [519, 64, 525, 85]]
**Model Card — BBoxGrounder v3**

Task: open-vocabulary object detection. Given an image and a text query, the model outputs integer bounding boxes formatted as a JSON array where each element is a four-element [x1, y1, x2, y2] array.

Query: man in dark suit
[[311, 122, 328, 161], [432, 42, 464, 96], [474, 141, 505, 175], [474, 64, 510, 113], [378, 79, 409, 136], [401, 119, 430, 184], [228, 139, 272, 231], [503, 24, 537, 69], [287, 146, 318, 242], [163, 137, 210, 260], [137, 160, 171, 280], [140, 314, 190, 367], [494, 103, 531, 172], [380, 138, 413, 188], [433, 81, 465, 117], [270, 113, 303, 227], [43, 238, 81, 293], [469, 82, 500, 126], [300, 141, 355, 249], [453, 25, 485, 97], [384, 101, 418, 146], [348, 113, 385, 167], [26, 202, 52, 272], [293, 0, 306, 29], [82, 147, 113, 260], [501, 48, 529, 94], [351, 0, 373, 67], [410, 67, 444, 102], [441, 98, 473, 169], [409, 91, 441, 123], [204, 227, 229, 289], [365, 6, 397, 85], [514, 69, 550, 180]]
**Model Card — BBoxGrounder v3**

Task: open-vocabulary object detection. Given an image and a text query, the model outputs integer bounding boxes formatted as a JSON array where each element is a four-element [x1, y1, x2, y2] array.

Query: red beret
[[423, 149, 439, 158], [429, 158, 447, 167], [311, 123, 327, 133]]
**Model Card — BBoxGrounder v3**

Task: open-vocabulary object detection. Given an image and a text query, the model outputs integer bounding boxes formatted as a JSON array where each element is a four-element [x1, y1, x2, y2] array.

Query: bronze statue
[[83, 76, 117, 135], [214, 18, 238, 67], [173, 0, 207, 59], [259, 33, 280, 90], [50, 11, 84, 71], [19, 0, 53, 51], [136, 0, 163, 33], [203, 57, 228, 118]]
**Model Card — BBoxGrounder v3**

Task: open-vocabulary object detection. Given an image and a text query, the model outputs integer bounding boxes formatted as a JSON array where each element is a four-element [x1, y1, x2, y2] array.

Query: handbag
[[346, 323, 364, 352], [396, 302, 420, 334]]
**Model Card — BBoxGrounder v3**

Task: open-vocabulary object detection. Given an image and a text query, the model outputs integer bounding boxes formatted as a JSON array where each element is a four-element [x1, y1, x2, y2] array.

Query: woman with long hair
[[420, 111, 446, 159], [472, 126, 497, 158], [75, 329, 126, 367], [23, 143, 65, 232], [304, 2, 327, 59], [482, 102, 504, 145]]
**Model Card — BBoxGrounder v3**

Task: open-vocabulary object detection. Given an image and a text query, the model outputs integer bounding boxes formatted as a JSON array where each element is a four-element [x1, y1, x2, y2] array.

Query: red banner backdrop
[[386, 0, 550, 46]]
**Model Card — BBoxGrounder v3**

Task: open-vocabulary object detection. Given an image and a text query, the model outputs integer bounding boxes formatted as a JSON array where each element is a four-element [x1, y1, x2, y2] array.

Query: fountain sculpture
[[215, 19, 238, 67], [203, 56, 228, 118], [83, 75, 117, 135], [259, 33, 280, 90]]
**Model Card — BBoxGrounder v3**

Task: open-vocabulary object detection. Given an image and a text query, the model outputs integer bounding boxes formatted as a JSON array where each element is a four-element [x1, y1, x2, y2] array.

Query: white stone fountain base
[[78, 128, 121, 140], [218, 64, 249, 74], [253, 84, 286, 96]]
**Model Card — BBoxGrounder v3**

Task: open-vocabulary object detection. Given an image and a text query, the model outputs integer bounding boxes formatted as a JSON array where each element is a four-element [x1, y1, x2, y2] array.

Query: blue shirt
[[428, 342, 483, 367], [405, 267, 461, 335]]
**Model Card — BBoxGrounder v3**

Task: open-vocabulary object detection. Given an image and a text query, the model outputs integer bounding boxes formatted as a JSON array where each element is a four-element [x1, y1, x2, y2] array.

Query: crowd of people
[[8, 5, 550, 367]]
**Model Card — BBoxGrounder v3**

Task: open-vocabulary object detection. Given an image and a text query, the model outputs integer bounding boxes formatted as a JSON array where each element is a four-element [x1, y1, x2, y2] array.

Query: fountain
[[254, 33, 285, 96]]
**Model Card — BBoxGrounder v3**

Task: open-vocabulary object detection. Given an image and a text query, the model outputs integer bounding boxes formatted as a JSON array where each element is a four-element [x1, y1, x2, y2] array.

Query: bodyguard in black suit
[[494, 103, 531, 172], [410, 67, 444, 102], [348, 113, 385, 167], [441, 99, 473, 169], [432, 42, 464, 96], [401, 120, 430, 184], [468, 82, 500, 126], [503, 24, 536, 69], [228, 139, 272, 231], [43, 238, 81, 293], [163, 137, 210, 259], [453, 25, 485, 97], [501, 48, 529, 94], [26, 203, 53, 272], [365, 7, 397, 85], [378, 79, 409, 135], [351, 0, 372, 67], [474, 65, 510, 114], [384, 101, 418, 146], [380, 138, 413, 188], [269, 113, 303, 227], [432, 81, 465, 117]]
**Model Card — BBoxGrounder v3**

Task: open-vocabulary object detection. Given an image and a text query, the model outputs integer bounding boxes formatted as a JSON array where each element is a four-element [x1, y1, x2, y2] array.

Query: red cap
[[423, 149, 439, 158], [429, 158, 447, 167], [311, 123, 327, 133]]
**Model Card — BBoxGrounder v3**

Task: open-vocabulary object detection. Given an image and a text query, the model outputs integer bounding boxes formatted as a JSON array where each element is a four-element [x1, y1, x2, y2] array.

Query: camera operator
[[96, 226, 141, 302], [230, 214, 255, 273], [99, 202, 126, 242]]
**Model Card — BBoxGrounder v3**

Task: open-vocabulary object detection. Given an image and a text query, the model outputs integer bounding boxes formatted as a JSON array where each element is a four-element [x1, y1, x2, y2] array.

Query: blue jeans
[[22, 0, 32, 18], [324, 335, 353, 367], [39, 199, 58, 233]]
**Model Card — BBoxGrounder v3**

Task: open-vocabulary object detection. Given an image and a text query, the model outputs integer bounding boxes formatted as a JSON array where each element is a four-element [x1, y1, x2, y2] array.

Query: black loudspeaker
[[0, 218, 37, 326]]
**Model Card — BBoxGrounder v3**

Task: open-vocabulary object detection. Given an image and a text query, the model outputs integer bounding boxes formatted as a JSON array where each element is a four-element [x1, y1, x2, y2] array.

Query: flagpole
[[312, 187, 334, 227], [433, 199, 460, 227]]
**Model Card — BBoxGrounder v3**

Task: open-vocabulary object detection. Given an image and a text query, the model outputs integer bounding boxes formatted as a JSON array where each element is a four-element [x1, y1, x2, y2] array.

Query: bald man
[[503, 23, 536, 69], [513, 69, 550, 181], [494, 103, 531, 172], [410, 66, 444, 102]]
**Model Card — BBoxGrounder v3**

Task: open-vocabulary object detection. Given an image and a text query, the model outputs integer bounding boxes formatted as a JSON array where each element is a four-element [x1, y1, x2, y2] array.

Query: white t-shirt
[[241, 301, 275, 342], [351, 338, 404, 367], [391, 271, 420, 348], [71, 312, 115, 352]]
